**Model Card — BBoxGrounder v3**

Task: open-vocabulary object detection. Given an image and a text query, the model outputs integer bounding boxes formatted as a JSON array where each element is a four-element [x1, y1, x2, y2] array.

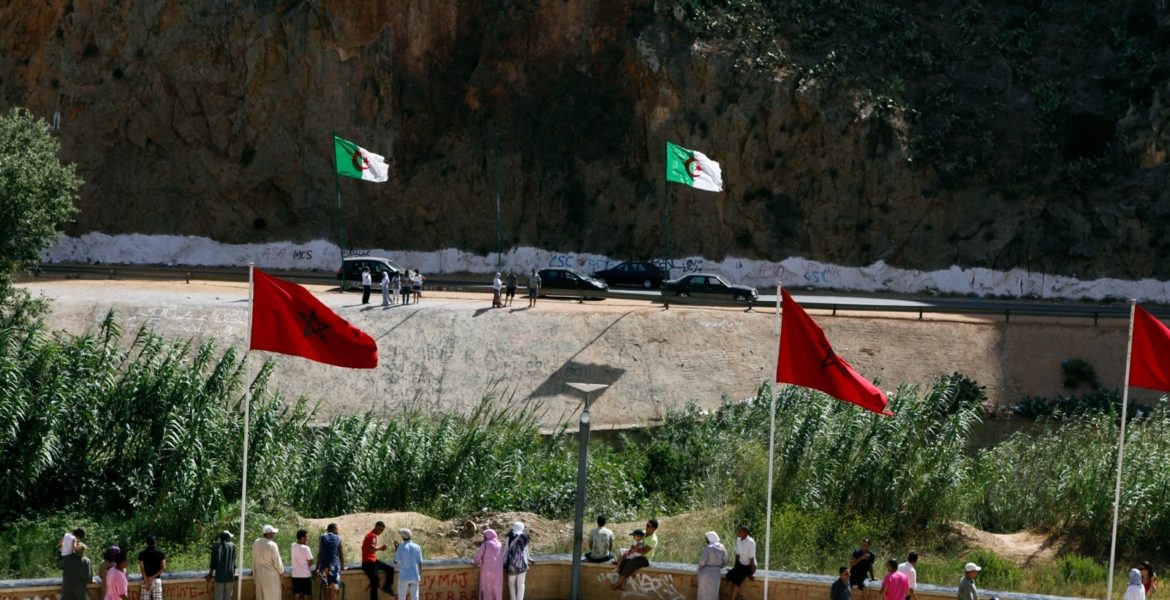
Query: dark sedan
[[538, 268, 609, 299], [591, 261, 666, 289], [661, 273, 758, 304]]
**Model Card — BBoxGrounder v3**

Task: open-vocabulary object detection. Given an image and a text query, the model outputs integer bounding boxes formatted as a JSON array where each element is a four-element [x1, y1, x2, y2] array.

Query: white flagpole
[[1105, 299, 1136, 600], [237, 263, 255, 600], [763, 283, 782, 600]]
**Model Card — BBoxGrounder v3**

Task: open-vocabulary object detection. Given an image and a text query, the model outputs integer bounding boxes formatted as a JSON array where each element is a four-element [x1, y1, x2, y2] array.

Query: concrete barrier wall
[[0, 558, 1089, 600]]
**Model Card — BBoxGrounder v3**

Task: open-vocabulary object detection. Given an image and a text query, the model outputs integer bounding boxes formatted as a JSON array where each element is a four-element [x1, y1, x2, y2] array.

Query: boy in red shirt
[[362, 521, 396, 600]]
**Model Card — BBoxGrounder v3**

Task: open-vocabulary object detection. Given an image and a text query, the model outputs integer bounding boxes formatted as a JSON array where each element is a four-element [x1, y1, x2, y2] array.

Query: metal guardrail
[[31, 263, 1140, 323]]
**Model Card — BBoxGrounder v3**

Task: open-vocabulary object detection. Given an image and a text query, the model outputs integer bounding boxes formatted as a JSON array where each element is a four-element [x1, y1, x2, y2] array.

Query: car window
[[616, 263, 629, 272], [544, 271, 560, 280], [630, 263, 643, 273], [710, 277, 727, 288], [713, 275, 731, 287]]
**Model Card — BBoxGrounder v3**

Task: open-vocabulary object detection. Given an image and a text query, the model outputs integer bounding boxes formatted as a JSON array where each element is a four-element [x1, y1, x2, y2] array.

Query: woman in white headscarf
[[1127, 568, 1148, 600], [505, 522, 532, 600], [697, 531, 727, 600]]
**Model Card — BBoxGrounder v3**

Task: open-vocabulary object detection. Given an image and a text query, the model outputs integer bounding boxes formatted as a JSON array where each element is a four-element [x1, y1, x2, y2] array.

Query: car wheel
[[642, 279, 653, 288], [677, 291, 689, 298]]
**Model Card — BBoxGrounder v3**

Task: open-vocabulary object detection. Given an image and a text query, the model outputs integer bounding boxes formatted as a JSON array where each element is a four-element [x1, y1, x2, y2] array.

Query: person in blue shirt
[[317, 523, 344, 600], [393, 529, 423, 600]]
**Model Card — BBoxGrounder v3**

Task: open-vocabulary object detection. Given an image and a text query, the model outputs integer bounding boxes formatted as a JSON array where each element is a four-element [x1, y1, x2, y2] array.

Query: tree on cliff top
[[0, 107, 82, 292]]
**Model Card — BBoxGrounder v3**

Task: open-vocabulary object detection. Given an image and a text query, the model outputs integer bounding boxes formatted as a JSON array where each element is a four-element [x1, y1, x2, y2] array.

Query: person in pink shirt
[[472, 529, 505, 600], [105, 553, 129, 600], [880, 559, 909, 600]]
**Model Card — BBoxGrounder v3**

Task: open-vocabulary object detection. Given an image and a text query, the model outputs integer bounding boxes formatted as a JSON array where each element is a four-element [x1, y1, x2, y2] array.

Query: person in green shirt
[[612, 519, 659, 590]]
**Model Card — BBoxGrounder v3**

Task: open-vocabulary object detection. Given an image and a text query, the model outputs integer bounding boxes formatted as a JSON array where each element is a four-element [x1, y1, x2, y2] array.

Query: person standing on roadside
[[897, 553, 919, 600], [849, 539, 876, 600], [100, 545, 122, 600], [1128, 568, 1148, 600], [60, 542, 93, 600], [138, 536, 167, 600], [381, 271, 391, 307], [105, 553, 129, 600], [291, 529, 315, 600], [696, 532, 727, 600], [252, 525, 284, 600], [880, 559, 909, 600], [527, 270, 541, 308], [205, 531, 236, 600], [957, 562, 981, 600], [318, 524, 344, 600], [472, 529, 505, 600], [391, 272, 401, 305], [361, 267, 373, 304], [505, 271, 518, 307], [505, 522, 532, 600], [727, 525, 757, 600], [394, 529, 423, 600], [831, 566, 852, 600], [492, 273, 504, 308], [411, 270, 424, 303], [362, 521, 396, 600]]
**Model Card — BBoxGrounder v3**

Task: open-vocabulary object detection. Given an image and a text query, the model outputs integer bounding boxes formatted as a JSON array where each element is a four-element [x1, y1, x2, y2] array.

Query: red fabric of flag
[[250, 268, 378, 369], [776, 289, 892, 415], [1129, 305, 1170, 393]]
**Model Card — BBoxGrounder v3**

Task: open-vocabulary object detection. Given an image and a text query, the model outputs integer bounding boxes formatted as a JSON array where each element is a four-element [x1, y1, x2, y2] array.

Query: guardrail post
[[832, 304, 838, 316], [186, 272, 191, 284], [1005, 309, 1011, 323], [108, 268, 114, 279], [1094, 312, 1099, 326]]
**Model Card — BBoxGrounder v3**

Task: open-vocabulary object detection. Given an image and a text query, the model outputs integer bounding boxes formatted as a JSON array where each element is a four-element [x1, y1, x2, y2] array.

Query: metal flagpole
[[237, 263, 255, 600], [333, 134, 347, 271], [763, 283, 782, 600], [495, 134, 503, 271], [1105, 299, 1137, 600], [662, 142, 671, 274]]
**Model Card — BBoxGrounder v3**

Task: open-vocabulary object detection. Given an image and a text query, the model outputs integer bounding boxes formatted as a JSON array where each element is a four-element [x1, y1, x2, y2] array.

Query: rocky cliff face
[[2, 0, 1168, 278]]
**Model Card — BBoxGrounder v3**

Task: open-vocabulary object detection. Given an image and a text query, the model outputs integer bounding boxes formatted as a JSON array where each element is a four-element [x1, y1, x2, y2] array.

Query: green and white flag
[[665, 141, 723, 192], [334, 135, 390, 182]]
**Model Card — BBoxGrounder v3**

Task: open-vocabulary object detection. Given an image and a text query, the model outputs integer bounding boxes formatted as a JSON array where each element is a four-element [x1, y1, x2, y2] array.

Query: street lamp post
[[565, 382, 609, 600]]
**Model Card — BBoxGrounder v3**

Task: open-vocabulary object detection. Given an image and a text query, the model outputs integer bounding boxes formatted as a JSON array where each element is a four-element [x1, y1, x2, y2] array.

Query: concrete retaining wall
[[0, 557, 1089, 600]]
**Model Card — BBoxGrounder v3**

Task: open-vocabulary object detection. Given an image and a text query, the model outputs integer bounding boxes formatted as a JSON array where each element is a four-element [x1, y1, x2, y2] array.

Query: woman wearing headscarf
[[1127, 568, 1149, 600], [697, 532, 727, 600], [472, 529, 505, 600], [505, 522, 532, 600]]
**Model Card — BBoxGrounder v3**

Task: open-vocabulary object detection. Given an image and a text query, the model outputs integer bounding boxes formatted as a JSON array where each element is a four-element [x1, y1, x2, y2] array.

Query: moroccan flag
[[1129, 305, 1170, 392], [776, 289, 892, 415], [334, 135, 390, 182], [250, 268, 378, 369], [665, 141, 723, 192]]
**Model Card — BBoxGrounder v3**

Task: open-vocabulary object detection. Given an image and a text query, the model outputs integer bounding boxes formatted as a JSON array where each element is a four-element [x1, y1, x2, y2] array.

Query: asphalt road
[[34, 263, 1139, 321]]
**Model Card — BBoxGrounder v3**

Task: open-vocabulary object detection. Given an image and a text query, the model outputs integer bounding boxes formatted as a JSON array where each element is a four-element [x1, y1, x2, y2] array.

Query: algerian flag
[[665, 141, 723, 192], [334, 135, 390, 182]]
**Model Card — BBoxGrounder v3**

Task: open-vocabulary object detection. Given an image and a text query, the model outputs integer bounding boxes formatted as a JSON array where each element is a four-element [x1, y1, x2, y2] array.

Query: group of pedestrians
[[471, 522, 533, 600], [492, 270, 541, 309], [361, 268, 424, 306], [57, 528, 163, 600]]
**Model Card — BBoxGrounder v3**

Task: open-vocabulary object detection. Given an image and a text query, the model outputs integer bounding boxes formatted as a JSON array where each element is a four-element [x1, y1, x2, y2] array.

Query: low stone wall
[[0, 557, 1090, 600]]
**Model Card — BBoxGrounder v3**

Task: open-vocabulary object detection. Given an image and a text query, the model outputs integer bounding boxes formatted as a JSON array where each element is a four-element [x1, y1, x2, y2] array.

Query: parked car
[[337, 256, 407, 290], [661, 273, 758, 303], [537, 268, 609, 299], [591, 261, 666, 289]]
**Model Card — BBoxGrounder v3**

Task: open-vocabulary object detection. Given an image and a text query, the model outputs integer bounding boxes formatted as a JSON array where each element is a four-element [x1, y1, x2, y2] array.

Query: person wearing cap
[[291, 530, 315, 600], [206, 531, 237, 600], [60, 542, 92, 600], [138, 536, 167, 600], [504, 523, 532, 600], [253, 525, 284, 600], [393, 529, 423, 600], [492, 273, 504, 308], [318, 524, 344, 600], [362, 521, 396, 600], [613, 519, 659, 590], [727, 525, 757, 600], [958, 562, 981, 600], [880, 559, 909, 600], [897, 553, 919, 600]]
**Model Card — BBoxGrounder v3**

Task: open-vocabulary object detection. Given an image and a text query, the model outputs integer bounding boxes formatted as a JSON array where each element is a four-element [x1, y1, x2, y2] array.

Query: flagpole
[[763, 283, 782, 600], [1105, 299, 1136, 600], [662, 141, 671, 275], [237, 263, 255, 600], [495, 134, 503, 271], [332, 134, 347, 273]]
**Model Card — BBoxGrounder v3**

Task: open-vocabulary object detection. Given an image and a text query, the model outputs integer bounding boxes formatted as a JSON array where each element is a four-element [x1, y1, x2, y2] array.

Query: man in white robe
[[253, 525, 285, 600]]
